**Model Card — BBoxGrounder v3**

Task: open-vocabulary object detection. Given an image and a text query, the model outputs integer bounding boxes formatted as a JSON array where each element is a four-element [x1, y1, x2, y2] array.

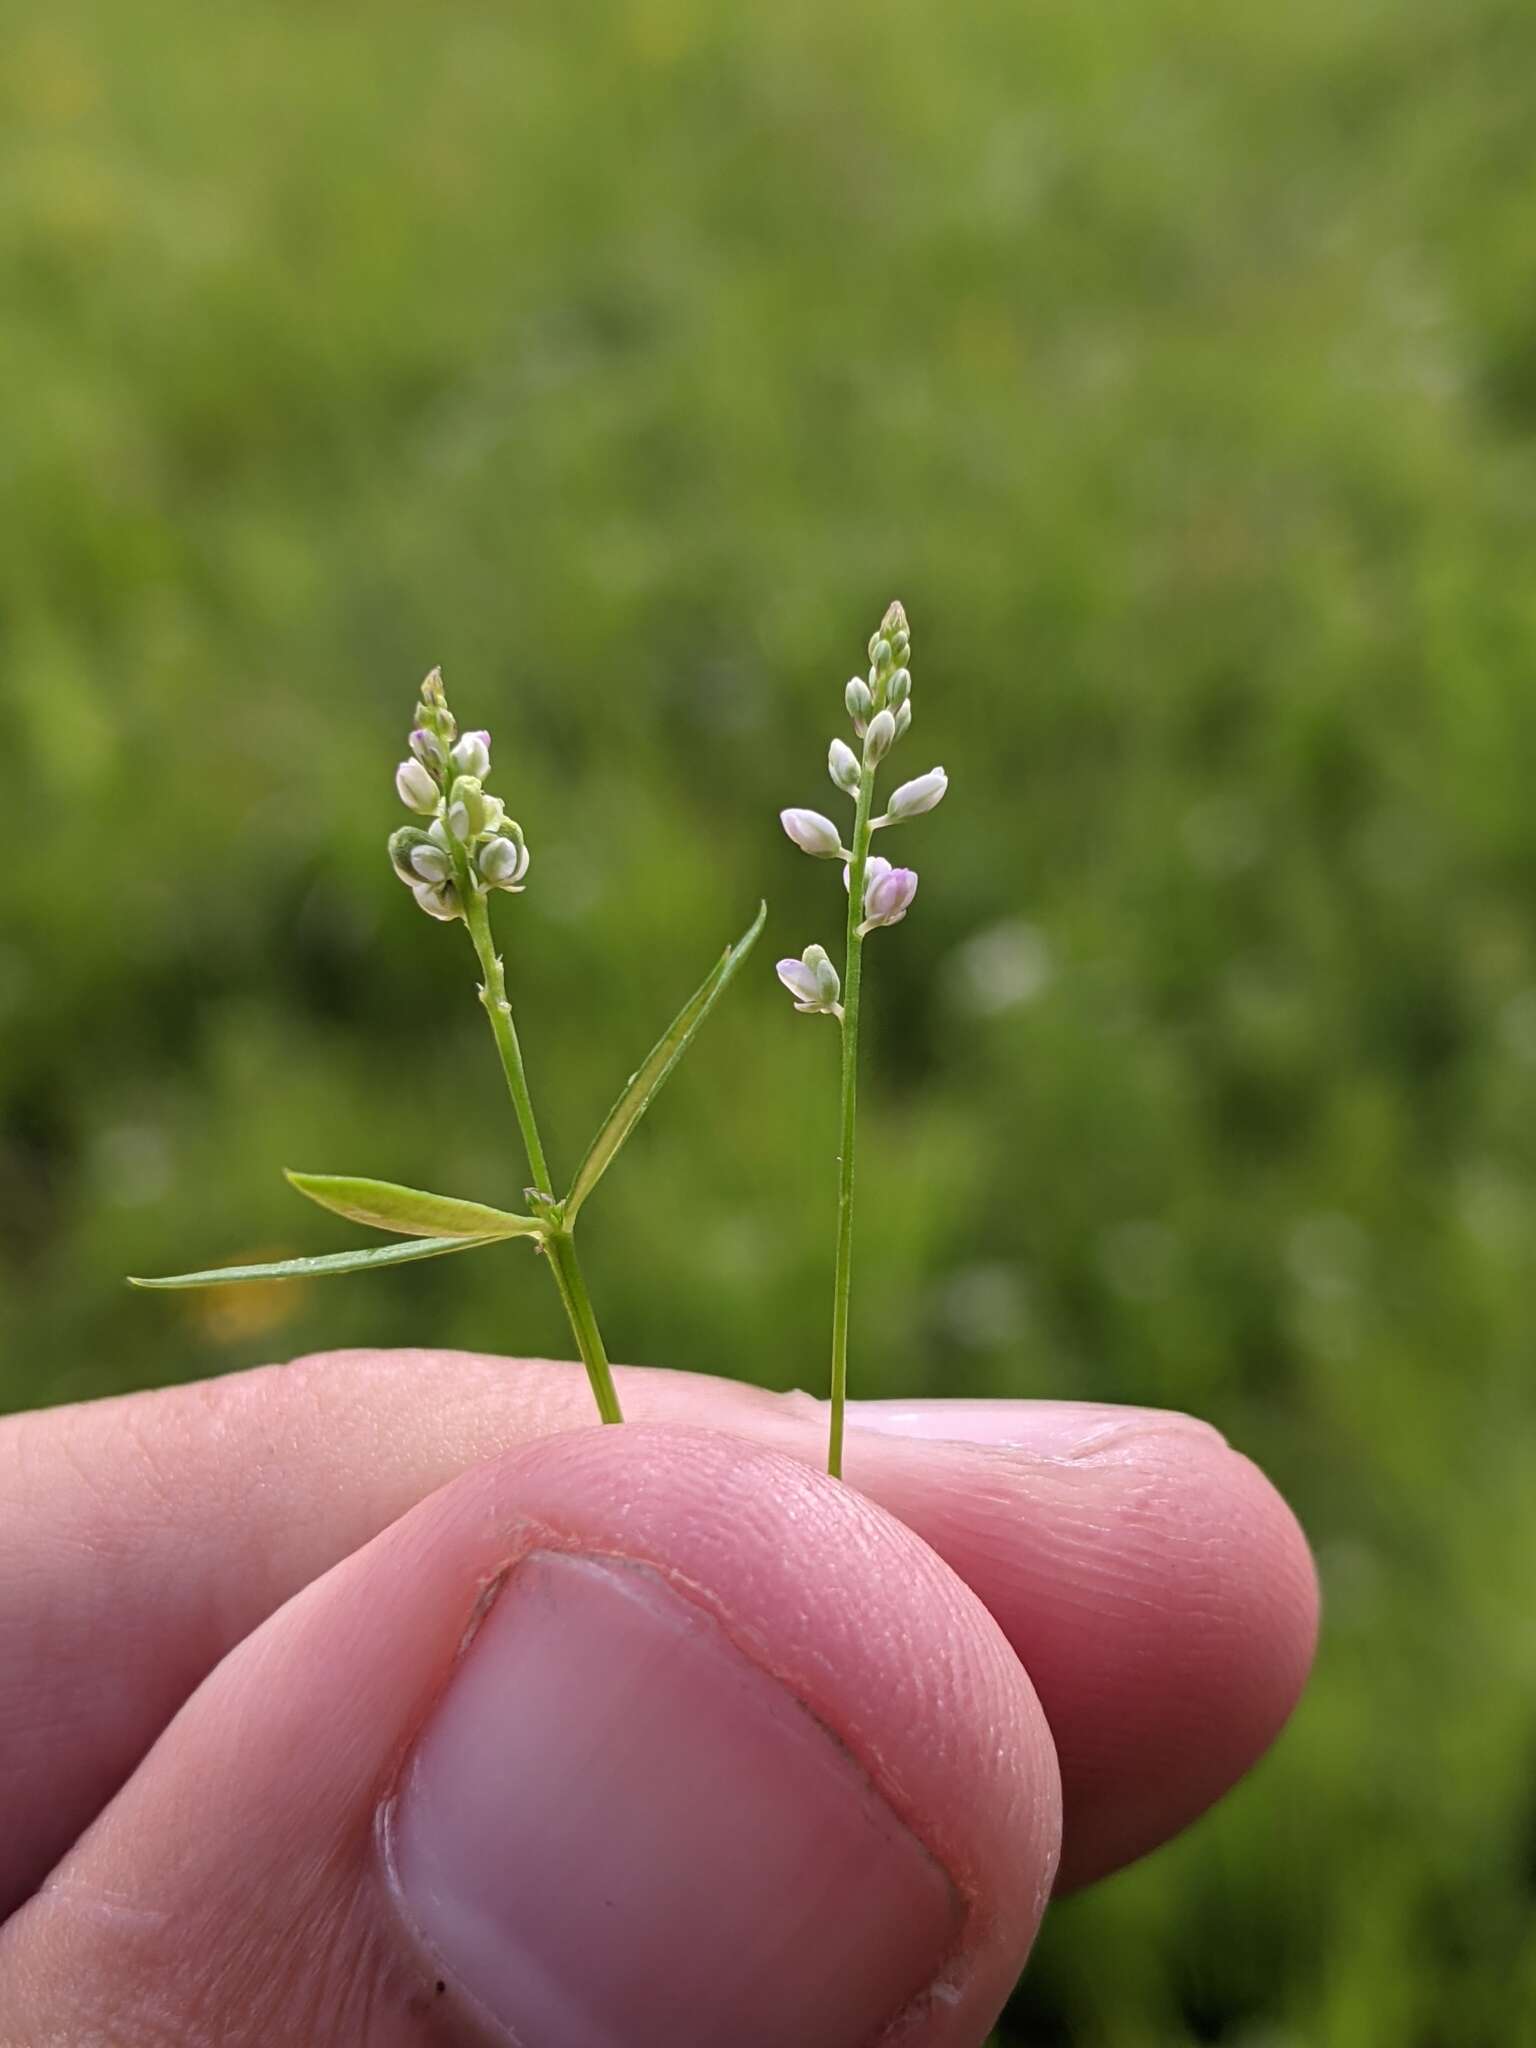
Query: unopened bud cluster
[[777, 602, 948, 1013], [388, 669, 531, 921]]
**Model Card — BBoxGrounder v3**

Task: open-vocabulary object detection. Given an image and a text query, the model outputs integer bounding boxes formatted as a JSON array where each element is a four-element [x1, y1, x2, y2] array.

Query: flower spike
[[774, 600, 950, 1478], [386, 671, 535, 920]]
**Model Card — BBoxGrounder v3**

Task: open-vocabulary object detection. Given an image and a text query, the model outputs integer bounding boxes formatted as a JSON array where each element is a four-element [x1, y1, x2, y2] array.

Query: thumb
[[1, 1425, 1061, 2048]]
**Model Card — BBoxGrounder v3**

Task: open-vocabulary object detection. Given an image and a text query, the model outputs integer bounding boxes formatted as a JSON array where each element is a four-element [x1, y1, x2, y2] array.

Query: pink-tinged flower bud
[[409, 727, 446, 768], [828, 738, 862, 795], [860, 859, 918, 932], [776, 957, 819, 1006], [411, 878, 461, 922], [864, 708, 897, 764], [478, 834, 530, 890], [776, 943, 842, 1015], [451, 729, 491, 778], [780, 807, 844, 858], [408, 842, 453, 883], [885, 766, 947, 820], [395, 758, 440, 813], [845, 677, 872, 733]]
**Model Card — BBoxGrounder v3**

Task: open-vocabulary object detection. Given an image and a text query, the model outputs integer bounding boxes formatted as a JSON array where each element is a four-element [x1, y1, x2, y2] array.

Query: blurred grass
[[4, 0, 1536, 2038]]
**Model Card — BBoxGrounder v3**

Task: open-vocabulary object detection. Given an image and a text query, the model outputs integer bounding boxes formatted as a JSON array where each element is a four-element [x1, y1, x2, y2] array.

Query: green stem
[[545, 1230, 624, 1424], [828, 754, 878, 1478], [462, 884, 554, 1194], [461, 882, 624, 1425]]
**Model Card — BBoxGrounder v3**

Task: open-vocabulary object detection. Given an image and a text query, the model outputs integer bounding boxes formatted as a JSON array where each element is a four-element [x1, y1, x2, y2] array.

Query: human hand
[[0, 1352, 1316, 2046]]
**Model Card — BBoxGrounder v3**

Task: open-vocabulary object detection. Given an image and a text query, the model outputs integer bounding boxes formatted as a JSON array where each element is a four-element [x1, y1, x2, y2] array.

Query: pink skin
[[0, 1354, 1317, 2044]]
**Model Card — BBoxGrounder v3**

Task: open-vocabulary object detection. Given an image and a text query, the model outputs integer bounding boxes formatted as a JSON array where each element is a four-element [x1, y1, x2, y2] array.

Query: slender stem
[[545, 1230, 624, 1424], [462, 885, 555, 1195], [461, 882, 624, 1424], [828, 753, 878, 1477]]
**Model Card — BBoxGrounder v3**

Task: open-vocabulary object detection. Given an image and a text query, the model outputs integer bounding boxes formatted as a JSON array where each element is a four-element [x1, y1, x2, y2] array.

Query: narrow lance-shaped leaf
[[128, 1234, 505, 1290], [564, 902, 766, 1223], [284, 1171, 543, 1240]]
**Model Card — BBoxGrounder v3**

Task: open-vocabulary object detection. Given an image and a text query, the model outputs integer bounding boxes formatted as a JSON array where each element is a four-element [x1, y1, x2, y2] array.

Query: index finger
[[0, 1351, 1316, 1913]]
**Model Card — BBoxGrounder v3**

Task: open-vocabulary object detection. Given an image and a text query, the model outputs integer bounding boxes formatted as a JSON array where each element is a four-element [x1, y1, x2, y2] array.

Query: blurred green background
[[5, 0, 1536, 2038]]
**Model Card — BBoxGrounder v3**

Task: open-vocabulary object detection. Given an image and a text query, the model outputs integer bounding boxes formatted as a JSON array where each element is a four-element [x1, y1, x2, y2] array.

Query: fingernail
[[387, 1550, 962, 2048], [845, 1398, 1226, 1456]]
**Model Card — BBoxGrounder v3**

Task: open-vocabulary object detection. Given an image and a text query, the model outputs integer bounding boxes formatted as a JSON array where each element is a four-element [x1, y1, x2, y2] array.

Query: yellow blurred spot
[[29, 148, 122, 237], [14, 29, 100, 124], [187, 1253, 308, 1345], [627, 0, 695, 66]]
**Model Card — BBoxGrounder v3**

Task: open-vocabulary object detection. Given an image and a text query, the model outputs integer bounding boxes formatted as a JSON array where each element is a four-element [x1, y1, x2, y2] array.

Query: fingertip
[[821, 1409, 1317, 1890], [6, 1422, 1061, 2048], [1010, 1426, 1318, 1890]]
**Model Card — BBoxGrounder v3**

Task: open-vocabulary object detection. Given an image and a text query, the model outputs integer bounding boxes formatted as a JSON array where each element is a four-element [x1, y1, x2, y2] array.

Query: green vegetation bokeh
[[5, 0, 1536, 2038]]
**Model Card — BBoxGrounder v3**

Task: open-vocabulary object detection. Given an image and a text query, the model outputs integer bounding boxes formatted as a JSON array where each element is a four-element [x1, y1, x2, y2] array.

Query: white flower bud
[[451, 729, 491, 778], [409, 842, 453, 883], [893, 699, 912, 740], [411, 878, 461, 922], [887, 667, 911, 709], [395, 757, 440, 814], [446, 775, 487, 843], [808, 943, 842, 1008], [780, 807, 844, 858], [884, 766, 947, 820], [827, 738, 862, 796], [864, 708, 897, 764], [844, 677, 872, 732], [776, 943, 842, 1015], [478, 834, 531, 890], [387, 826, 432, 883], [410, 727, 446, 768]]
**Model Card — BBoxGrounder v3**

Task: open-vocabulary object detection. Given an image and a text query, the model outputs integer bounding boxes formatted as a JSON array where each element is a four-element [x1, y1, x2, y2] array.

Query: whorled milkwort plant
[[778, 602, 947, 1477], [132, 666, 765, 1428]]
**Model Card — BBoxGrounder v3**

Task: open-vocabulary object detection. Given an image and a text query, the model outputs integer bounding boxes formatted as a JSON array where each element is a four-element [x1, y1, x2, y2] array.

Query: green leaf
[[564, 901, 766, 1222], [128, 1234, 503, 1289], [284, 1171, 544, 1240]]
